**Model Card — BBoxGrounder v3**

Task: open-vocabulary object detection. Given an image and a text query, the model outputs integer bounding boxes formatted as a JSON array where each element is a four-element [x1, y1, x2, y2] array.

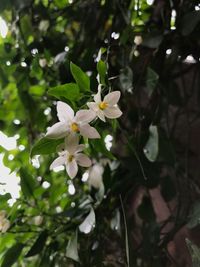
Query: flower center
[[71, 122, 79, 132], [99, 101, 108, 110], [68, 154, 74, 162]]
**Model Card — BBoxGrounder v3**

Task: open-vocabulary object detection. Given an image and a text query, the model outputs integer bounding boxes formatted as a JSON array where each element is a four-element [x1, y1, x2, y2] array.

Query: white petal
[[87, 102, 99, 112], [104, 91, 121, 105], [76, 144, 85, 153], [65, 134, 79, 154], [94, 87, 101, 103], [96, 110, 106, 122], [75, 109, 96, 123], [57, 101, 74, 122], [46, 122, 67, 139], [88, 164, 104, 189], [103, 106, 122, 119], [80, 124, 100, 139], [50, 156, 65, 170], [76, 153, 91, 167], [66, 160, 78, 179]]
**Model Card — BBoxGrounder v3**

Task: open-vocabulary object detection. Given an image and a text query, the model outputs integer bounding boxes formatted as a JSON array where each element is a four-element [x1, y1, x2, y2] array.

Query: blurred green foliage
[[0, 0, 200, 266]]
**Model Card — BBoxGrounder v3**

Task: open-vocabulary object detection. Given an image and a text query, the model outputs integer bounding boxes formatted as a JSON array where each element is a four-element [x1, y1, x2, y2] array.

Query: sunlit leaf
[[70, 62, 90, 92], [48, 83, 80, 101]]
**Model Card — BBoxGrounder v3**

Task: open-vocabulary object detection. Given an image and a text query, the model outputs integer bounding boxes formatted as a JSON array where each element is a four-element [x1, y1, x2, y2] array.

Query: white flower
[[87, 88, 122, 122], [50, 134, 92, 179], [134, 36, 143, 46], [88, 163, 104, 189], [46, 101, 100, 139]]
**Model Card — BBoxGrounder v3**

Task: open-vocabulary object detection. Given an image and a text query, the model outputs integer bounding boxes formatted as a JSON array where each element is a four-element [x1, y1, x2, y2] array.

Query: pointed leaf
[[48, 83, 80, 101], [25, 230, 48, 257], [1, 243, 24, 267], [66, 231, 79, 262], [79, 208, 95, 234], [31, 137, 63, 157], [19, 168, 37, 198], [70, 62, 90, 92]]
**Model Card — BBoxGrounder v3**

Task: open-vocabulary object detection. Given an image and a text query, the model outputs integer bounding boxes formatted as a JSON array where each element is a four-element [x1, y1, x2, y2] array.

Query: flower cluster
[[46, 87, 122, 179], [0, 210, 10, 233]]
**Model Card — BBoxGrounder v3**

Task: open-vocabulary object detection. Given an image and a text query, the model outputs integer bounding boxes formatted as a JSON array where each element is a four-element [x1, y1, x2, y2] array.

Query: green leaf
[[146, 68, 159, 97], [187, 202, 200, 229], [1, 243, 24, 267], [26, 230, 48, 257], [143, 125, 159, 162], [70, 62, 90, 92], [31, 137, 63, 157], [29, 85, 46, 96], [181, 11, 200, 36], [97, 60, 107, 85], [48, 83, 80, 101], [19, 168, 36, 198], [66, 231, 79, 262]]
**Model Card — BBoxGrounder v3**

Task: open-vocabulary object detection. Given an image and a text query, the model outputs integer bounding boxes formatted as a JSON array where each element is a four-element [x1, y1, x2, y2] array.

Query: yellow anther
[[68, 155, 74, 162], [71, 122, 79, 132], [99, 101, 108, 110]]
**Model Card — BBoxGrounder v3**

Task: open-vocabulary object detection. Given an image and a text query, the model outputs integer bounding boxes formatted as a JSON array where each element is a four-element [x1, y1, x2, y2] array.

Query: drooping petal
[[96, 110, 106, 122], [65, 134, 79, 154], [94, 86, 101, 103], [87, 102, 99, 112], [57, 101, 74, 122], [75, 109, 96, 124], [103, 106, 122, 119], [76, 153, 91, 167], [104, 91, 121, 106], [80, 124, 100, 139], [66, 160, 78, 179], [76, 144, 85, 152], [46, 122, 67, 139], [50, 156, 65, 170]]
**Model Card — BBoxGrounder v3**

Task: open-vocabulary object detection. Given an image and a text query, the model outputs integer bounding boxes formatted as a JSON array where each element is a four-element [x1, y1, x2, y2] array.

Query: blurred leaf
[[142, 34, 163, 48], [186, 239, 200, 267], [1, 243, 24, 267], [143, 125, 159, 162], [97, 60, 107, 85], [181, 11, 200, 36], [31, 137, 63, 157], [79, 208, 95, 234], [119, 67, 133, 93], [66, 231, 79, 262], [70, 62, 90, 92], [146, 68, 159, 97], [187, 202, 200, 229], [48, 83, 80, 101], [29, 85, 46, 96], [26, 230, 48, 257], [19, 168, 37, 198]]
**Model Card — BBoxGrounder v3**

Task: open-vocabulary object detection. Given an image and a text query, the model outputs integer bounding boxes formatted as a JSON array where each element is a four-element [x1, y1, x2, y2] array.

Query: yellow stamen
[[71, 122, 79, 132], [99, 101, 108, 110], [68, 154, 74, 162]]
